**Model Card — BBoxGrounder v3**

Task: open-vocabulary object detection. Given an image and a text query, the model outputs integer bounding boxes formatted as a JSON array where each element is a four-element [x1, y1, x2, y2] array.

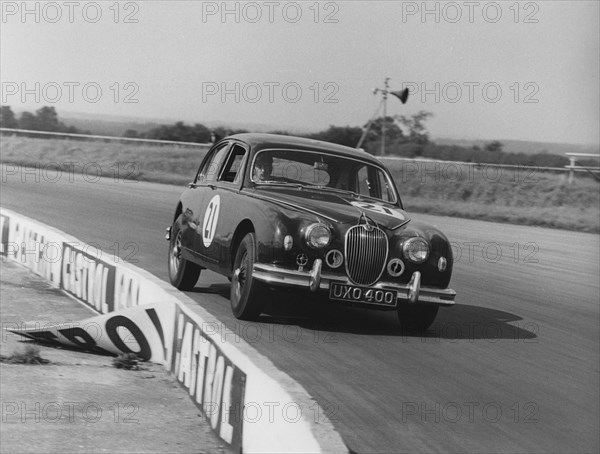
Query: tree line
[[0, 105, 577, 168], [0, 106, 90, 134], [123, 123, 248, 144]]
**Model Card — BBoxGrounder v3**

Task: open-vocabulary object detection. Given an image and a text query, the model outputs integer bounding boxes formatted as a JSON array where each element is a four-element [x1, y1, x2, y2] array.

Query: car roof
[[226, 133, 379, 163]]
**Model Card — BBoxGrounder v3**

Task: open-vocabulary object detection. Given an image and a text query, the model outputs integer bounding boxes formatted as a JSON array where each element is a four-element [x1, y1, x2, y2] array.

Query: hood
[[251, 186, 410, 230]]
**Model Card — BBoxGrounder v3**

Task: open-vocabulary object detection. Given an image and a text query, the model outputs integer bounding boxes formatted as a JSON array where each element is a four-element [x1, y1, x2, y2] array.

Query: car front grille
[[344, 224, 388, 286]]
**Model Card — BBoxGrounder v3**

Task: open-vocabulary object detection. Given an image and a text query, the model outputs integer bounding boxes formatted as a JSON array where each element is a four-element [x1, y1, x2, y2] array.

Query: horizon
[[2, 1, 599, 146], [6, 105, 600, 150]]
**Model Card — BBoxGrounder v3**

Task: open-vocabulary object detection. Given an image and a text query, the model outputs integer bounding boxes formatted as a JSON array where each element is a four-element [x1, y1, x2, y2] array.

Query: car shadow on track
[[188, 285, 538, 341], [421, 303, 538, 341], [189, 283, 231, 297], [263, 303, 539, 341]]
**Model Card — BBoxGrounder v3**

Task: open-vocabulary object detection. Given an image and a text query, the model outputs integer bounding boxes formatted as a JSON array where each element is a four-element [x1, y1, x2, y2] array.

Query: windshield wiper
[[259, 182, 362, 199], [258, 181, 304, 188], [310, 186, 361, 199]]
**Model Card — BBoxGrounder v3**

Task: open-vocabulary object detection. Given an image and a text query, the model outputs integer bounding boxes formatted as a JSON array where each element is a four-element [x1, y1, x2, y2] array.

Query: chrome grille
[[344, 225, 388, 286]]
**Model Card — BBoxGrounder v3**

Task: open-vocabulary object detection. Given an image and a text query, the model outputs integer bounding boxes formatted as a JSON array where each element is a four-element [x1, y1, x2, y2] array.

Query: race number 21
[[202, 195, 221, 247]]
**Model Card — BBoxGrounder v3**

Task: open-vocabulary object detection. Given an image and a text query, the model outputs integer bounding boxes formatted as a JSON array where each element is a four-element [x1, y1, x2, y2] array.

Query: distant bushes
[[379, 139, 571, 168], [1, 105, 585, 169], [0, 106, 90, 134]]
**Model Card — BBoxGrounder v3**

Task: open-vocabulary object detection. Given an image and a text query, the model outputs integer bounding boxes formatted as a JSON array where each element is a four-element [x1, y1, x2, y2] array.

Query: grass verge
[[112, 353, 144, 370], [0, 345, 51, 365], [1, 135, 598, 232]]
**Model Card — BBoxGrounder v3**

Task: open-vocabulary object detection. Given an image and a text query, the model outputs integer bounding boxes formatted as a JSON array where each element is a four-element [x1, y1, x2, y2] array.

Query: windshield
[[251, 149, 398, 204]]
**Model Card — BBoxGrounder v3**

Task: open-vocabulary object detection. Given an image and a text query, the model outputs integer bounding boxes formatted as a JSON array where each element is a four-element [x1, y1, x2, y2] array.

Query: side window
[[219, 144, 247, 183], [196, 142, 230, 183], [355, 165, 396, 202], [357, 166, 371, 196], [377, 171, 394, 202]]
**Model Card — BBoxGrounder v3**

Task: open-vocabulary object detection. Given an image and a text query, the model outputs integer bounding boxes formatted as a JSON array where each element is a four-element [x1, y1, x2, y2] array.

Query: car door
[[201, 142, 250, 273], [185, 141, 231, 263]]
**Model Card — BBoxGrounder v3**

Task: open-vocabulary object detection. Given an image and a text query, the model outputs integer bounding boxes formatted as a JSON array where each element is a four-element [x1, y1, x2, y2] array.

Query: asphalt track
[[1, 166, 598, 454]]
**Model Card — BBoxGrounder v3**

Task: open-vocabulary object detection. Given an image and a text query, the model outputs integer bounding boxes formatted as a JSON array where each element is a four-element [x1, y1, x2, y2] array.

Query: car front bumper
[[253, 259, 456, 306]]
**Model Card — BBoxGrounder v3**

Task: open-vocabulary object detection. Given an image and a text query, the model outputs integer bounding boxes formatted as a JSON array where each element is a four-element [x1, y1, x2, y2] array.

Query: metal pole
[[356, 100, 384, 149], [381, 77, 389, 156]]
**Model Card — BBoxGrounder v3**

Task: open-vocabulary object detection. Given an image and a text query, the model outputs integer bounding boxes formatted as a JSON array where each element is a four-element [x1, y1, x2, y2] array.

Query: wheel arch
[[173, 203, 183, 223], [231, 219, 255, 270]]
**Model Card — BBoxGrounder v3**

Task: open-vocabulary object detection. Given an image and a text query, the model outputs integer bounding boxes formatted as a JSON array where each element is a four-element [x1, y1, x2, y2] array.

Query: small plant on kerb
[[0, 345, 50, 364], [112, 353, 143, 370]]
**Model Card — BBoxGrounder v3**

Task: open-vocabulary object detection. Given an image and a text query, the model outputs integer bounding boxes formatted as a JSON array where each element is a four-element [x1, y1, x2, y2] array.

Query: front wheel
[[168, 215, 202, 290], [230, 233, 265, 320], [397, 304, 439, 333]]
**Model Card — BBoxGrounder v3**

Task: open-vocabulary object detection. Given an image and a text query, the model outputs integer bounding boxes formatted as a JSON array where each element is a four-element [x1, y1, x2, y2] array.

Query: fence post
[[569, 156, 576, 184]]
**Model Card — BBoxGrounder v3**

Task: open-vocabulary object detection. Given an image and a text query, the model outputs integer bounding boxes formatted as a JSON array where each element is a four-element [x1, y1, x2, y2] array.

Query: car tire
[[168, 214, 202, 290], [230, 232, 265, 320], [397, 304, 439, 333]]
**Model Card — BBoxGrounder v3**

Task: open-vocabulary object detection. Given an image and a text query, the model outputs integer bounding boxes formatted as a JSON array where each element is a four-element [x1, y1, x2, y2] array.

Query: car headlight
[[402, 237, 430, 263], [305, 223, 331, 248]]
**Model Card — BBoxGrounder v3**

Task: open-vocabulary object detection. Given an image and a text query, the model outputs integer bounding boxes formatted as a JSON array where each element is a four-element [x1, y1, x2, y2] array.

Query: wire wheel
[[169, 230, 183, 277], [231, 233, 264, 320], [167, 214, 201, 290]]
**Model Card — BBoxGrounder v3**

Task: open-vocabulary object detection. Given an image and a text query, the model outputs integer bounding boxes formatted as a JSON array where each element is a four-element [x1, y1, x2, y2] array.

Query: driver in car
[[253, 154, 273, 182]]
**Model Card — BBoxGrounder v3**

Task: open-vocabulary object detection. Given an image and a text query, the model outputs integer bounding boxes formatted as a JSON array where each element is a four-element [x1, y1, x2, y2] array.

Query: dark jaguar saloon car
[[167, 134, 456, 331]]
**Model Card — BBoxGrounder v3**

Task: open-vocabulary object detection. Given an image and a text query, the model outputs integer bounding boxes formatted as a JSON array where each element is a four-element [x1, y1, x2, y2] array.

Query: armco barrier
[[0, 207, 348, 454]]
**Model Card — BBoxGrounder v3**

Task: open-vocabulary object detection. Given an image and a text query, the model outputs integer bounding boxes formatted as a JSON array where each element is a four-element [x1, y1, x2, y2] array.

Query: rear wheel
[[168, 215, 202, 290], [397, 305, 439, 333], [230, 233, 265, 320]]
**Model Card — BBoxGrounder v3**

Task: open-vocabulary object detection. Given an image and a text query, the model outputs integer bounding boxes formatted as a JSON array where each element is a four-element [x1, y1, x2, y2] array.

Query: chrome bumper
[[253, 260, 456, 306]]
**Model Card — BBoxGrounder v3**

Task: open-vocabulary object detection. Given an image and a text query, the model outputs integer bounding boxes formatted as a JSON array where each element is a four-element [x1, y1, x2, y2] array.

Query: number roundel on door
[[202, 195, 221, 247]]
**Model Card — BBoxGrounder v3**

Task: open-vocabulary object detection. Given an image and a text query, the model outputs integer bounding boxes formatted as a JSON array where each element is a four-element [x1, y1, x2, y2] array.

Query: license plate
[[329, 282, 397, 307]]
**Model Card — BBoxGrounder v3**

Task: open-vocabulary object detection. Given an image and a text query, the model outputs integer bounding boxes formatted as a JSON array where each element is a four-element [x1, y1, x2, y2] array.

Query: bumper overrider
[[253, 259, 456, 306]]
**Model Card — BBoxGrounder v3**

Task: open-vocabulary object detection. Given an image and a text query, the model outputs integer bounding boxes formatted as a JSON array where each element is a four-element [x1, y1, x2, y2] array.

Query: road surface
[[1, 167, 598, 453]]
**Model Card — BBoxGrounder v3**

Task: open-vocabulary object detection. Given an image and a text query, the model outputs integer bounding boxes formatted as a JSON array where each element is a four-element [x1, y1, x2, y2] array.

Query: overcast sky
[[1, 1, 598, 144]]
